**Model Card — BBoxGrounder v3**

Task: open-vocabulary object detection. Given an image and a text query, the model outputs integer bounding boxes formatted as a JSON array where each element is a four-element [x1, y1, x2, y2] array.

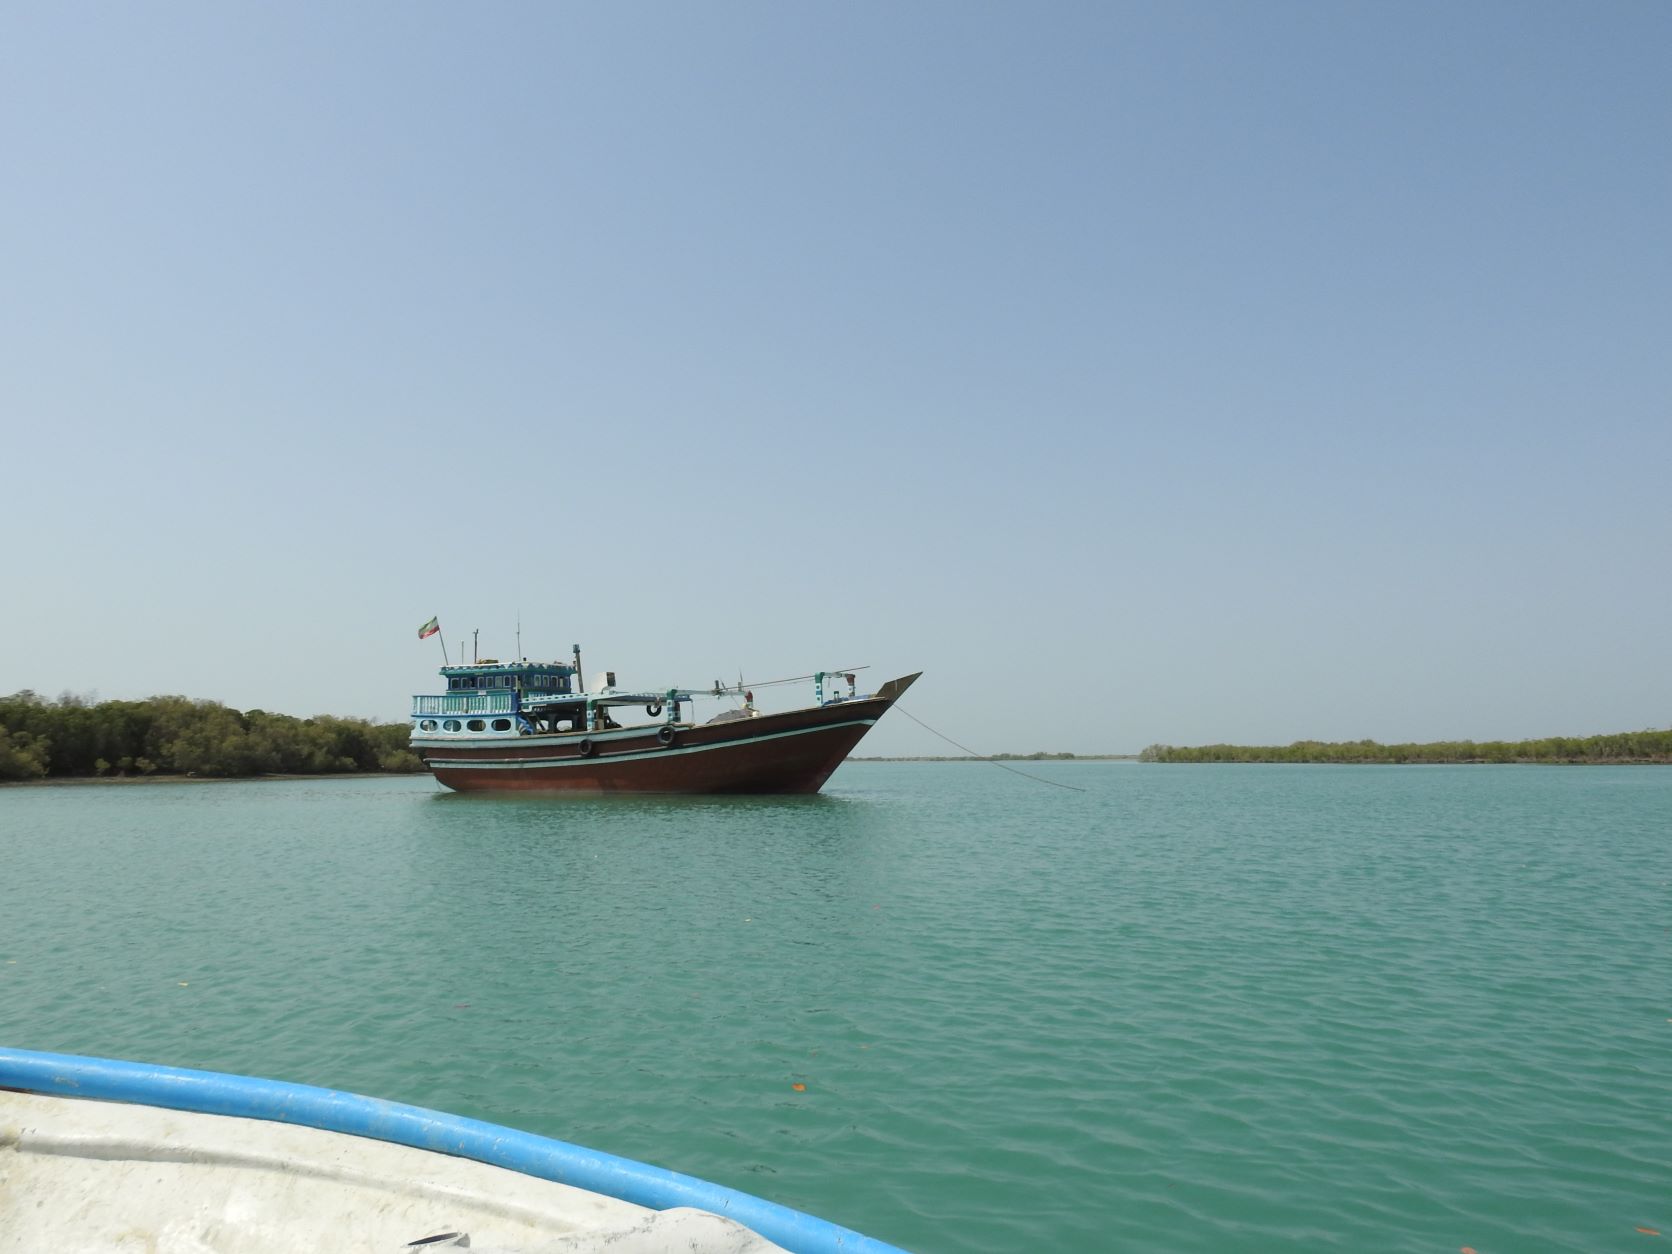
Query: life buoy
[[645, 702, 663, 717], [577, 738, 596, 758], [657, 724, 676, 746]]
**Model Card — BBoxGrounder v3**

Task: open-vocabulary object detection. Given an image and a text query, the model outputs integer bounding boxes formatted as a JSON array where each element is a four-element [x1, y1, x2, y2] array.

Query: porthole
[[443, 719, 462, 732], [491, 718, 511, 731], [467, 719, 486, 731], [419, 719, 438, 732]]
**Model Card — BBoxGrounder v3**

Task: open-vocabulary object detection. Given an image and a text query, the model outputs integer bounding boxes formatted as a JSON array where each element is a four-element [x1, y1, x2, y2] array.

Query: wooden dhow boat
[[0, 1047, 907, 1254], [410, 645, 919, 795]]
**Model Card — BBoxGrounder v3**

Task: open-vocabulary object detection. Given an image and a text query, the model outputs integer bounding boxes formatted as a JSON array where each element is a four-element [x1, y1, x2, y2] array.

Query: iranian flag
[[418, 617, 440, 640]]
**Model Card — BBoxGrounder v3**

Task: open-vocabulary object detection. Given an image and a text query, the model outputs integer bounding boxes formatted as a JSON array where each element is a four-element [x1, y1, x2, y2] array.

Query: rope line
[[893, 706, 1087, 792], [692, 667, 871, 696]]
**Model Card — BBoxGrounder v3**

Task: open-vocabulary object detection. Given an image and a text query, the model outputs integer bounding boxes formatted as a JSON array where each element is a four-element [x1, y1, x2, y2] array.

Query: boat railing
[[412, 693, 516, 716]]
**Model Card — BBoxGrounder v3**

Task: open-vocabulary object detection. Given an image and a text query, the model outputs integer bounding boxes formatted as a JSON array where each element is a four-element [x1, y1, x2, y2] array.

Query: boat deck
[[0, 1088, 787, 1253]]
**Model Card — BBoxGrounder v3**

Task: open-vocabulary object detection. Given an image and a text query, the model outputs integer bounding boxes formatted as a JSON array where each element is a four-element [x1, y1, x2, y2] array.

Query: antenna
[[516, 610, 522, 659]]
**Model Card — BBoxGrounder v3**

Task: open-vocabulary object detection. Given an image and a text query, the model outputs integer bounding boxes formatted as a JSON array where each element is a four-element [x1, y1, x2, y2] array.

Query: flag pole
[[437, 628, 450, 667]]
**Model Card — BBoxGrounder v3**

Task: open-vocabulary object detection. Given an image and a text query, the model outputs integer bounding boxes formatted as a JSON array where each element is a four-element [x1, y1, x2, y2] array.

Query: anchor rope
[[893, 706, 1087, 792]]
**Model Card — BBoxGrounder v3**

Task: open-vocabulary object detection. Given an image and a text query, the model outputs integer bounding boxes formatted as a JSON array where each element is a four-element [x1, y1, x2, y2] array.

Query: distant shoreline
[[1141, 758, 1672, 766], [1139, 729, 1672, 765], [0, 692, 419, 782], [1, 771, 428, 788], [848, 754, 1137, 763]]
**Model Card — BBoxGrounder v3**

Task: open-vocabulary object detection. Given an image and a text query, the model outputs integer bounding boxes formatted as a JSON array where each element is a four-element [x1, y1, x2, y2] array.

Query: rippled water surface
[[3, 764, 1668, 1252]]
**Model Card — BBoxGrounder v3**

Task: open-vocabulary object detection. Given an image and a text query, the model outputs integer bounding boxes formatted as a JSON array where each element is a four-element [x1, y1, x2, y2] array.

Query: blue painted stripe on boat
[[0, 1047, 907, 1254]]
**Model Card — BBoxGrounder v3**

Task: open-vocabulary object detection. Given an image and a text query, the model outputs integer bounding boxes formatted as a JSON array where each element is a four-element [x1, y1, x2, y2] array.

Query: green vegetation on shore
[[0, 690, 418, 781], [1139, 729, 1672, 764]]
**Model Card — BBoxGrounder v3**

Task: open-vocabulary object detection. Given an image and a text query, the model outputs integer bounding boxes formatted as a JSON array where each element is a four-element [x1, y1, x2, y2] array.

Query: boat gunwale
[[410, 691, 900, 750], [0, 1046, 907, 1254]]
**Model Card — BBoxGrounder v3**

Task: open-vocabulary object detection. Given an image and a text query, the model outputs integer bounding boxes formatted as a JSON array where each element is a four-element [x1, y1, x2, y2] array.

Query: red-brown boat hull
[[414, 674, 919, 795]]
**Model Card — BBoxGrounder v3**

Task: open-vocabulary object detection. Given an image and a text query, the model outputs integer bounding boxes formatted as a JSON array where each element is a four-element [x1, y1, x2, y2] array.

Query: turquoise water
[[2, 764, 1668, 1252]]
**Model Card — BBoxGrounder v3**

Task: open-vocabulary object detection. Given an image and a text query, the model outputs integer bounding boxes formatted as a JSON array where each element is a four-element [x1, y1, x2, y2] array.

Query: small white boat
[[0, 1048, 906, 1254]]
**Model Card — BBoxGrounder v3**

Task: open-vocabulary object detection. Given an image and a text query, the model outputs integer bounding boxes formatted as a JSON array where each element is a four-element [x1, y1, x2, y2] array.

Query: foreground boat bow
[[0, 1047, 907, 1254]]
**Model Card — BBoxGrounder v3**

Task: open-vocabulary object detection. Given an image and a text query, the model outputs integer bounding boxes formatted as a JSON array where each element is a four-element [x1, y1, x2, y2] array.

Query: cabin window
[[467, 719, 486, 731], [419, 719, 438, 731], [443, 720, 461, 732], [491, 718, 511, 731]]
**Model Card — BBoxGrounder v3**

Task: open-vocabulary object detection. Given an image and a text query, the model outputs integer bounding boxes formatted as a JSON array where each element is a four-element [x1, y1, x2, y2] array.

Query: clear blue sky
[[4, 3, 1668, 755]]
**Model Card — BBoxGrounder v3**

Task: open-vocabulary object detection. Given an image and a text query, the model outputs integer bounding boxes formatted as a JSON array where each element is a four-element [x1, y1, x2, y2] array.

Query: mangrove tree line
[[1139, 730, 1672, 764], [0, 690, 420, 780]]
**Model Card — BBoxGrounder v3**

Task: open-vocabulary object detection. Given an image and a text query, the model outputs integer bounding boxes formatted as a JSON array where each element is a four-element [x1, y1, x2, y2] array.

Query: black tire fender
[[657, 725, 676, 747], [577, 738, 596, 758]]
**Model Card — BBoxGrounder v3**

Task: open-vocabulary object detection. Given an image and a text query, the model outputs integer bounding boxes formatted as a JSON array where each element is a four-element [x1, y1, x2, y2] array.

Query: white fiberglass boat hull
[[0, 1089, 781, 1254], [0, 1048, 907, 1254]]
